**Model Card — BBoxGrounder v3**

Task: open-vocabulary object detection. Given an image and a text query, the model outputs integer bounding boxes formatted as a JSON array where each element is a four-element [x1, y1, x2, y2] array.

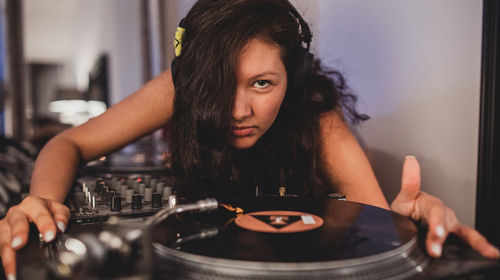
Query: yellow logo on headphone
[[174, 26, 186, 57]]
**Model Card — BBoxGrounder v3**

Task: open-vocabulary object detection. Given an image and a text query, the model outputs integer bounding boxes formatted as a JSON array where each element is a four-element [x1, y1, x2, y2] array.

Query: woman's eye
[[253, 80, 271, 89]]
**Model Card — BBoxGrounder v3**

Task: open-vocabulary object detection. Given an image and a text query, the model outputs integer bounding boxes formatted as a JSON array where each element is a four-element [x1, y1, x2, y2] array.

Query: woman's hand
[[390, 156, 499, 259], [0, 195, 70, 280]]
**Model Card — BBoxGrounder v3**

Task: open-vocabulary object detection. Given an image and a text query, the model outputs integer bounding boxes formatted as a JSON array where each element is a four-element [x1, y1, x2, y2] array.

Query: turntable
[[152, 197, 428, 280]]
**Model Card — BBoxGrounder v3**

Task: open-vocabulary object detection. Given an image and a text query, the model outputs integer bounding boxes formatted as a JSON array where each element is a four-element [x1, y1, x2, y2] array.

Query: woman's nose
[[233, 90, 252, 121]]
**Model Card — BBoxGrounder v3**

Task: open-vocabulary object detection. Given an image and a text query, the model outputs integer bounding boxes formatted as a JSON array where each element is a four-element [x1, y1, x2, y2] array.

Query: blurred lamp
[[49, 88, 106, 126]]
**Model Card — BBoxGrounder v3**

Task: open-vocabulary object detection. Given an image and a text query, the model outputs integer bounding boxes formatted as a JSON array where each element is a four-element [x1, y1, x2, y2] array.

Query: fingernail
[[7, 274, 16, 280], [431, 243, 442, 257], [11, 237, 22, 249], [57, 221, 66, 232], [44, 230, 55, 242], [435, 225, 445, 239], [405, 155, 416, 160], [494, 247, 500, 259]]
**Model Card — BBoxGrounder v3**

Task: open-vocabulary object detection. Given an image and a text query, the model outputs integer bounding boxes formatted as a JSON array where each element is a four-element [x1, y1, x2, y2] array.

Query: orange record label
[[235, 211, 323, 233]]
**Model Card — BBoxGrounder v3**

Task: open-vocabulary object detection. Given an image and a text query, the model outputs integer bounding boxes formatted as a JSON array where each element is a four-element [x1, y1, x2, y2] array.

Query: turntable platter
[[152, 198, 428, 279]]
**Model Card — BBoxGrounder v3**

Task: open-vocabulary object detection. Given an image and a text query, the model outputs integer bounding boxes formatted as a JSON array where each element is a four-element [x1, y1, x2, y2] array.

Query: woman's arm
[[319, 109, 499, 259], [319, 109, 389, 209], [1, 69, 175, 279]]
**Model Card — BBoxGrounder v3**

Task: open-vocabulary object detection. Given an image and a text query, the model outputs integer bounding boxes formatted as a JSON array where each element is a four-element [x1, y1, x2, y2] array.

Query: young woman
[[0, 0, 498, 279]]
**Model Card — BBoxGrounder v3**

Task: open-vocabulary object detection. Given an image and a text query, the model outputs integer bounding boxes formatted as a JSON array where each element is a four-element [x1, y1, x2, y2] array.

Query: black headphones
[[283, 0, 314, 88], [172, 0, 313, 89]]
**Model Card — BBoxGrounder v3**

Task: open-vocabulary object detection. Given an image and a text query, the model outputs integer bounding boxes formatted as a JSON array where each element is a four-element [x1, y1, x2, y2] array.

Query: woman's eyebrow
[[247, 71, 280, 80]]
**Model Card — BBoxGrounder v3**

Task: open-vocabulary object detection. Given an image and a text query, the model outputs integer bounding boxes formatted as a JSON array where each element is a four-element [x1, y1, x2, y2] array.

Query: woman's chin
[[231, 137, 257, 149]]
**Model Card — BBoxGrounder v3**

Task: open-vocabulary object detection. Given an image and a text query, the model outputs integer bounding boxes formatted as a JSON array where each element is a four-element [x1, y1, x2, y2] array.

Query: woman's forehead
[[237, 39, 286, 79]]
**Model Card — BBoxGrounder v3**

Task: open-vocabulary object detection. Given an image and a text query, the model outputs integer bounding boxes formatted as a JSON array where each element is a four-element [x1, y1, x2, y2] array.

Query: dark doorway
[[476, 0, 500, 247]]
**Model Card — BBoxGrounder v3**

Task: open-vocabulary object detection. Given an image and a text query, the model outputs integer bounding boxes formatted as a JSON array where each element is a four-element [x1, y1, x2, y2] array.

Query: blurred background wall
[[296, 0, 483, 227], [23, 0, 143, 108]]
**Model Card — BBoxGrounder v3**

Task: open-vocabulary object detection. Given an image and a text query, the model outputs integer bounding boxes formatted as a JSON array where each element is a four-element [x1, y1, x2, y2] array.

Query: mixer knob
[[156, 182, 165, 194], [111, 196, 122, 211], [106, 191, 115, 205], [125, 189, 134, 204], [101, 186, 109, 199], [96, 180, 105, 193], [139, 183, 146, 197], [132, 194, 142, 209], [150, 178, 158, 190], [112, 181, 121, 192], [127, 176, 134, 187], [152, 193, 162, 208], [120, 185, 128, 196], [144, 187, 152, 203], [133, 180, 140, 193], [144, 175, 152, 186]]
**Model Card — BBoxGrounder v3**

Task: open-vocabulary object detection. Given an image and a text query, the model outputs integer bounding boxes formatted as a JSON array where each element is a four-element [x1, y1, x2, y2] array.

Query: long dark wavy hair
[[169, 0, 367, 199]]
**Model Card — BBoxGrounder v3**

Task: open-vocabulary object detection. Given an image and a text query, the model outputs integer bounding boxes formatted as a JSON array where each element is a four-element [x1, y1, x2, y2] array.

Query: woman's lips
[[233, 126, 255, 137]]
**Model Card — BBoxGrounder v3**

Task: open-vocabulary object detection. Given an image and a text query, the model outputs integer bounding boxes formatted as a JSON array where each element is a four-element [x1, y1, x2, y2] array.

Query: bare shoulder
[[318, 108, 389, 209], [319, 108, 351, 140], [318, 108, 356, 158]]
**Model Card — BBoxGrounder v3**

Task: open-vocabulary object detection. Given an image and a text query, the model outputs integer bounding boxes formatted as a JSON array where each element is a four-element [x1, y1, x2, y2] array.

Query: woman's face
[[231, 38, 288, 149]]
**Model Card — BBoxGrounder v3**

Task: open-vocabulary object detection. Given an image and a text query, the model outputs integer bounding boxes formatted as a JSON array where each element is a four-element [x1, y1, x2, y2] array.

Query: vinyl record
[[152, 197, 429, 279]]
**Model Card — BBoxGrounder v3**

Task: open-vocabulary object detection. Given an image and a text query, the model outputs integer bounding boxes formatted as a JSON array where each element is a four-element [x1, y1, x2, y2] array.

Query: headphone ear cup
[[171, 57, 179, 89], [294, 48, 314, 88], [303, 49, 313, 85]]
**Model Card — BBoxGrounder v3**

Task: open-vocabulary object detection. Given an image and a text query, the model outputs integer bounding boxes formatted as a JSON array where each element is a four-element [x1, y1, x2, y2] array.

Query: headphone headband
[[174, 1, 312, 57], [283, 0, 312, 49]]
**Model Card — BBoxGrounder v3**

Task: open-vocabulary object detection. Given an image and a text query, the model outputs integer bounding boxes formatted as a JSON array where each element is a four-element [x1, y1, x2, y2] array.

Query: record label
[[235, 210, 323, 233]]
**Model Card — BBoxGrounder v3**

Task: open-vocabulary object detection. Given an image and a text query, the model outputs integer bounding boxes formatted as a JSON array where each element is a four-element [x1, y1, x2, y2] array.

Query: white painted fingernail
[[431, 243, 442, 257], [44, 230, 55, 242], [7, 274, 16, 280], [436, 225, 445, 238], [11, 237, 22, 248], [405, 155, 416, 160], [57, 221, 66, 232]]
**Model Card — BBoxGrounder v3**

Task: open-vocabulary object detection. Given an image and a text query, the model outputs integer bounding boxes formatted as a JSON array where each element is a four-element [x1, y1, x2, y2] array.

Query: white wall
[[23, 0, 144, 104], [291, 0, 482, 226]]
